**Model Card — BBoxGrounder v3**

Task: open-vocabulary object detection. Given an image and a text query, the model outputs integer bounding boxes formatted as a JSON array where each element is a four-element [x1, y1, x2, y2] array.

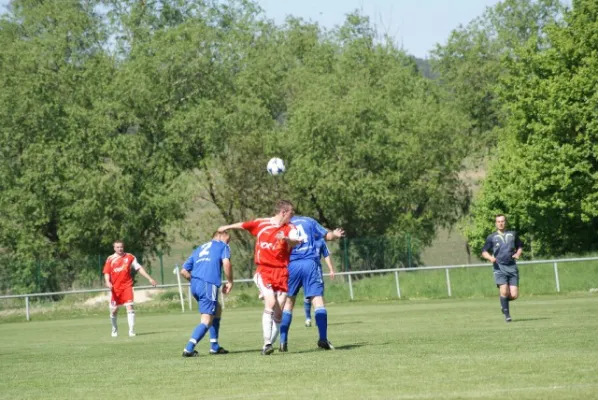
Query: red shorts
[[255, 265, 288, 293], [110, 286, 134, 307]]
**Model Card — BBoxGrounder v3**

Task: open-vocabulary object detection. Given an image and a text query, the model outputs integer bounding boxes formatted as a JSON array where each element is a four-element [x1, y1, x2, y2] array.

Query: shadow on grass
[[290, 341, 369, 354], [511, 317, 550, 323]]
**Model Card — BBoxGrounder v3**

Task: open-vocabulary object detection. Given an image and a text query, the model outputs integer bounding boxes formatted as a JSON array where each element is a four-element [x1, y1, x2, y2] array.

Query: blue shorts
[[288, 259, 324, 298], [191, 279, 219, 315]]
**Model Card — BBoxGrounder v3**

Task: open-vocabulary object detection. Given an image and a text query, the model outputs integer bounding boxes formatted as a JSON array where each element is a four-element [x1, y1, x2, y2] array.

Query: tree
[[431, 0, 566, 154], [465, 0, 598, 257]]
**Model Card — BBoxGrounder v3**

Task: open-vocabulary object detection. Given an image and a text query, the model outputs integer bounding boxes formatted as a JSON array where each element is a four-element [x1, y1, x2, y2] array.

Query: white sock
[[110, 314, 118, 331], [270, 321, 280, 344], [262, 309, 273, 345], [127, 310, 135, 332]]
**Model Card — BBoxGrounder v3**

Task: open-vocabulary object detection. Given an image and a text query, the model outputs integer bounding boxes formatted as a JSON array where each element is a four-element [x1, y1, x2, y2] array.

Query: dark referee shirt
[[482, 231, 523, 266]]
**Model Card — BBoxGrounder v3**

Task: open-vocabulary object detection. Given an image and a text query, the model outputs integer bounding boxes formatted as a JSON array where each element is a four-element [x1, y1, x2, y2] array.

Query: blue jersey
[[290, 216, 329, 262], [315, 239, 330, 264], [182, 239, 231, 286]]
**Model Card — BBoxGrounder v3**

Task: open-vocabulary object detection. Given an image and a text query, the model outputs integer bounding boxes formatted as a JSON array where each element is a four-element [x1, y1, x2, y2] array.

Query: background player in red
[[103, 240, 157, 337], [218, 200, 301, 355]]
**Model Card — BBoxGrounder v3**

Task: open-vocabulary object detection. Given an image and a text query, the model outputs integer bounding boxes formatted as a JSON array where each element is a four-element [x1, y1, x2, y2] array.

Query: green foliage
[[431, 0, 566, 154], [466, 0, 598, 257]]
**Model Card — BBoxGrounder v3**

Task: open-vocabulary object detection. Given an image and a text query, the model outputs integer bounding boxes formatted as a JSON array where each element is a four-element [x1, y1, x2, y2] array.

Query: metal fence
[[2, 256, 597, 322]]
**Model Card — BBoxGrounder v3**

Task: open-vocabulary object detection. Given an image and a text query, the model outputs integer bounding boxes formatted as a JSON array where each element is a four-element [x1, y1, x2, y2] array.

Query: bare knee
[[311, 296, 325, 309], [284, 296, 296, 312]]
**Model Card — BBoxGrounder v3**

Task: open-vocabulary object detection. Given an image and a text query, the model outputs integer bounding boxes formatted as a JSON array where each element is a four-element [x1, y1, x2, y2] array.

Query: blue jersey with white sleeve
[[290, 216, 329, 262], [182, 239, 230, 286]]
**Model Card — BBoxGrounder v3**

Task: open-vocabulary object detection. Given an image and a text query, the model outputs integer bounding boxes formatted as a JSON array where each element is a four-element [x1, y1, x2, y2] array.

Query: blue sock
[[185, 323, 209, 353], [209, 318, 221, 351], [304, 300, 312, 320], [280, 311, 293, 344], [315, 308, 328, 341]]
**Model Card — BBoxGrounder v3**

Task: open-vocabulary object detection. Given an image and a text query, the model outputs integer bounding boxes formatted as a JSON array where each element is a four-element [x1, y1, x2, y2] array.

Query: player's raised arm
[[218, 222, 245, 232], [326, 228, 345, 241]]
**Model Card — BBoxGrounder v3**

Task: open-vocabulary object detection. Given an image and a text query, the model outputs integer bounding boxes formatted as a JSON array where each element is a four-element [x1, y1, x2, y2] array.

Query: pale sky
[[256, 0, 502, 58], [0, 0, 506, 58]]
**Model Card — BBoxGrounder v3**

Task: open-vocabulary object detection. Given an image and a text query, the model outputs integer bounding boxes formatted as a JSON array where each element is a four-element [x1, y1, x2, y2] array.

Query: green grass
[[1, 296, 597, 399]]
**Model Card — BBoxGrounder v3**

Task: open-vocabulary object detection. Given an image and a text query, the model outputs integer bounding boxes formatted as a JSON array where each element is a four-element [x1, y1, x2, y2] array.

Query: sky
[[0, 0, 502, 59], [256, 0, 502, 58]]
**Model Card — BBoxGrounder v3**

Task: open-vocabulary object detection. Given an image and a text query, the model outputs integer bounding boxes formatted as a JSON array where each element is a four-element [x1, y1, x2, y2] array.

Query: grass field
[[1, 295, 597, 399]]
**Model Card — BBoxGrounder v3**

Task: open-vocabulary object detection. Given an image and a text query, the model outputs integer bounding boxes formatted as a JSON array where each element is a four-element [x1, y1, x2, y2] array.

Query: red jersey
[[103, 253, 141, 290], [242, 218, 297, 268]]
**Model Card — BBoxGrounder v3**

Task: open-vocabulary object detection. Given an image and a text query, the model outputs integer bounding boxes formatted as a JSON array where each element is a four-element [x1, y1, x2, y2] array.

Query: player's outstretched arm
[[324, 256, 335, 279], [326, 228, 345, 241], [222, 259, 234, 294], [218, 222, 244, 232], [138, 267, 157, 287]]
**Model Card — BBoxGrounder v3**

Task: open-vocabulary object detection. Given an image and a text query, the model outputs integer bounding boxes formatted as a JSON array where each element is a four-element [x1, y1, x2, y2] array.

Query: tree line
[[1, 0, 596, 292]]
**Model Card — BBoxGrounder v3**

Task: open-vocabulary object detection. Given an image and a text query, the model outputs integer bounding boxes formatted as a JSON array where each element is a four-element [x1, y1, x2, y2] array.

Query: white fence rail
[[2, 256, 597, 321]]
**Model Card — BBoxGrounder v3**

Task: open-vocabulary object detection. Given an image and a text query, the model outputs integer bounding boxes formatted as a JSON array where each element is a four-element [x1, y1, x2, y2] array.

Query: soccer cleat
[[505, 313, 512, 323], [261, 344, 274, 355], [111, 329, 118, 337], [209, 347, 229, 355], [305, 319, 312, 327], [317, 340, 335, 350], [182, 350, 199, 357], [128, 330, 136, 337], [279, 342, 288, 352]]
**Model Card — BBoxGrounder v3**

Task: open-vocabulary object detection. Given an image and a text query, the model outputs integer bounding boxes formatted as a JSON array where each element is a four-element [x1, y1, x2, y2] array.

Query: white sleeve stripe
[[132, 258, 142, 271]]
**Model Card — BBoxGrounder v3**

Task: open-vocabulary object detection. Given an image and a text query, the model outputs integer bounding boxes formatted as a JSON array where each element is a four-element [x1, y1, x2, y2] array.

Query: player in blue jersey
[[481, 214, 523, 322], [181, 231, 234, 357], [278, 215, 344, 351], [303, 239, 335, 327]]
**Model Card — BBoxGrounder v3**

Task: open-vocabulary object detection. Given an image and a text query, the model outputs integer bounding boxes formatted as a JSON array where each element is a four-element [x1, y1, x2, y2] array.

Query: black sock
[[500, 296, 509, 313]]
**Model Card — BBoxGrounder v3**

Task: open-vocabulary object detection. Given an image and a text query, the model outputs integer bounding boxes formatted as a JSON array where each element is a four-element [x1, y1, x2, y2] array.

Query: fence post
[[26, 296, 30, 321], [394, 270, 401, 299], [445, 268, 452, 297], [159, 253, 164, 285], [553, 261, 561, 293], [348, 274, 354, 300]]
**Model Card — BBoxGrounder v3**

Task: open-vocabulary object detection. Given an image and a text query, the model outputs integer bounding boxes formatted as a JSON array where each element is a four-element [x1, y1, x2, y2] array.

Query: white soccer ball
[[267, 157, 285, 176]]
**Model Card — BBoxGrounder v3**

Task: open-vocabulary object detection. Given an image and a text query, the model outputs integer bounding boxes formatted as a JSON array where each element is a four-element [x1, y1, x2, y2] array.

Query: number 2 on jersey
[[199, 242, 212, 257]]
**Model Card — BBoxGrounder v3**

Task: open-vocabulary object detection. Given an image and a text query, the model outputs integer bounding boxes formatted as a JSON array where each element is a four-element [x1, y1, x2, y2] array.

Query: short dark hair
[[113, 240, 124, 246], [273, 200, 294, 214], [495, 214, 506, 221], [213, 230, 230, 239]]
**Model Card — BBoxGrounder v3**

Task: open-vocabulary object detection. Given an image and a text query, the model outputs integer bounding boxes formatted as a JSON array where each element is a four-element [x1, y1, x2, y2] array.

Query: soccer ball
[[267, 157, 285, 176]]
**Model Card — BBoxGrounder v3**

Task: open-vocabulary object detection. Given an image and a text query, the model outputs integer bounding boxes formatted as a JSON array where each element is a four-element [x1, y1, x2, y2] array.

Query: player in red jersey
[[218, 200, 302, 355], [103, 240, 157, 337]]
